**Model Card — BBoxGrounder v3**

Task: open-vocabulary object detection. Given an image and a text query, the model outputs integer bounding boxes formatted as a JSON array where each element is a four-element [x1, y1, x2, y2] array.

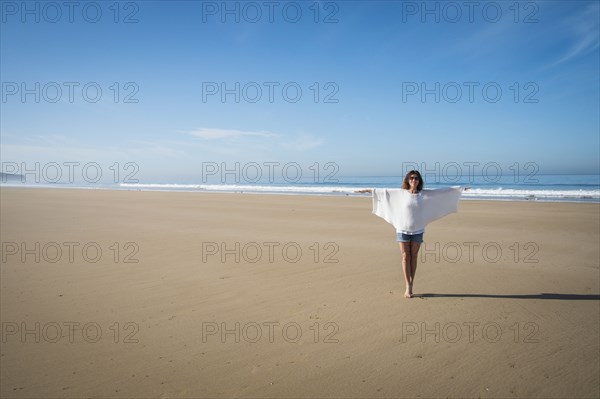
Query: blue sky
[[1, 0, 599, 182]]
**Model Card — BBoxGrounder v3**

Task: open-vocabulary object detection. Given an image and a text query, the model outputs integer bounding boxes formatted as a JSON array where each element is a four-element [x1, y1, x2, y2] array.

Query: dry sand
[[1, 188, 598, 398]]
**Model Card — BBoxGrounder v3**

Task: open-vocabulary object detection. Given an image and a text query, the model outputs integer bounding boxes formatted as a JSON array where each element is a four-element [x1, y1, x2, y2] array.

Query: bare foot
[[404, 288, 413, 298]]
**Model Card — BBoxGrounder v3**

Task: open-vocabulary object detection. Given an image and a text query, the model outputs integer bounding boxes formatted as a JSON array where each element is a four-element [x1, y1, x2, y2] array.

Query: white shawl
[[372, 187, 463, 234]]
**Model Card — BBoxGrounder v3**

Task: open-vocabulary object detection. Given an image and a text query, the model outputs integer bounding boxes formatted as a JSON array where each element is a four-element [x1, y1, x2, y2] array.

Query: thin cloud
[[552, 3, 599, 66], [180, 128, 325, 151], [182, 128, 279, 140], [281, 135, 326, 151]]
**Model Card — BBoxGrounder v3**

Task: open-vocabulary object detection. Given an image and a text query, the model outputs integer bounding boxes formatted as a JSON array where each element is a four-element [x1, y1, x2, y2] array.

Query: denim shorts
[[396, 232, 424, 243]]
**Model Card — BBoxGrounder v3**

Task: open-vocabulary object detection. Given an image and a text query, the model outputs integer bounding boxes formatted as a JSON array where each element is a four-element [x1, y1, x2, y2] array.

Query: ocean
[[3, 173, 599, 203]]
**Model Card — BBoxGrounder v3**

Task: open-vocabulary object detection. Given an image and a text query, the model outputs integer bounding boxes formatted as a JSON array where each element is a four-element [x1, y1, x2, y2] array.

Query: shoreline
[[1, 185, 599, 204]]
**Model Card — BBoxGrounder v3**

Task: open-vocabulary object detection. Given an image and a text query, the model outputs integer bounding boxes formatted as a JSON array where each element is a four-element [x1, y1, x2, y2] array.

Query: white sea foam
[[119, 183, 350, 194], [2, 181, 598, 202], [462, 188, 600, 200], [119, 183, 600, 201]]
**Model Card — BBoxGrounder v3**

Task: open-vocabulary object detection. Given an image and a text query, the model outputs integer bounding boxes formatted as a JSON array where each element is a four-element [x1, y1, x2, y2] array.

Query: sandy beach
[[1, 187, 598, 398]]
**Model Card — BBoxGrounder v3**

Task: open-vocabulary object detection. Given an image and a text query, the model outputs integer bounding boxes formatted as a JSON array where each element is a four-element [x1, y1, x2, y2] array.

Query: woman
[[357, 171, 467, 298]]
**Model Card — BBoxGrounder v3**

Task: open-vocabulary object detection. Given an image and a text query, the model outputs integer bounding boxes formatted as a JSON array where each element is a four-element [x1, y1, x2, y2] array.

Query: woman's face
[[408, 174, 420, 189]]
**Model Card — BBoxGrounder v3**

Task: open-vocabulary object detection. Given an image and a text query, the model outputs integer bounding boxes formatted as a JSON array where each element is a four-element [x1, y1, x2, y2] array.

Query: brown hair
[[402, 170, 423, 192]]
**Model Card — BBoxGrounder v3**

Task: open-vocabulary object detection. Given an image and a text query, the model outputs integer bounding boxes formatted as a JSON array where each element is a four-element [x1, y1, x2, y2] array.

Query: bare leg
[[399, 242, 413, 298], [409, 243, 421, 296]]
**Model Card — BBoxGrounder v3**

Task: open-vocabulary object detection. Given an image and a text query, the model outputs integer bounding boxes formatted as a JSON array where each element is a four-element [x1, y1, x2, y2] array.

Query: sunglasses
[[409, 176, 420, 180]]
